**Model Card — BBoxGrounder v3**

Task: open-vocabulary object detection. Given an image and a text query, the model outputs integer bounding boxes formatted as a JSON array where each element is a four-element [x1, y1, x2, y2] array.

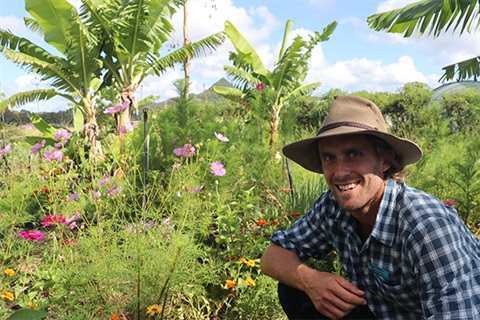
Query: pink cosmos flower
[[69, 193, 80, 202], [256, 83, 265, 91], [43, 150, 63, 162], [0, 145, 11, 157], [19, 230, 44, 241], [31, 140, 46, 155], [173, 144, 195, 158], [189, 185, 204, 194], [210, 162, 226, 176], [172, 163, 182, 169], [104, 100, 130, 114], [92, 190, 101, 200], [120, 123, 134, 134], [41, 214, 67, 227], [106, 184, 122, 197], [53, 129, 72, 147], [98, 177, 110, 187], [214, 132, 229, 142]]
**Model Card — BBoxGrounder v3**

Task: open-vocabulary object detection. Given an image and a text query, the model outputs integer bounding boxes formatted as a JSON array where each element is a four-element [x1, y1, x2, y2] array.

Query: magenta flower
[[104, 100, 130, 114], [106, 184, 122, 197], [31, 140, 46, 155], [210, 161, 226, 176], [189, 185, 204, 194], [0, 145, 11, 157], [41, 214, 67, 227], [19, 230, 44, 241], [53, 129, 72, 147], [214, 132, 229, 142], [173, 144, 195, 158], [43, 150, 63, 162], [256, 83, 265, 91]]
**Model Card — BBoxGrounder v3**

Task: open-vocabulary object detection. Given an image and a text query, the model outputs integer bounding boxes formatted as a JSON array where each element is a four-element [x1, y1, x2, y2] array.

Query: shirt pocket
[[370, 272, 422, 313]]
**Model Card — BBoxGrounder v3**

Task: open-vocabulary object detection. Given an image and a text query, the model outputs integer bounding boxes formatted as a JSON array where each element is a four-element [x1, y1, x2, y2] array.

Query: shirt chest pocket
[[370, 270, 422, 312]]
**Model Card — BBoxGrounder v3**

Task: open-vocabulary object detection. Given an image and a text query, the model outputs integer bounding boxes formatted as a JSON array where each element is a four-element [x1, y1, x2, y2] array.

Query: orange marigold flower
[[111, 314, 119, 320], [225, 280, 236, 289], [246, 278, 256, 287], [291, 212, 301, 217], [256, 219, 267, 226], [238, 257, 247, 264], [4, 268, 15, 276], [1, 291, 14, 301]]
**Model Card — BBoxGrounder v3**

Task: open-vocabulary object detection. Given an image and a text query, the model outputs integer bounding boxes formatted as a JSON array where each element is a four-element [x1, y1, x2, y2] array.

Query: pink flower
[[189, 185, 204, 194], [443, 199, 456, 207], [210, 162, 226, 176], [98, 177, 110, 187], [106, 184, 122, 197], [214, 132, 229, 142], [256, 83, 265, 91], [19, 230, 44, 241], [31, 140, 46, 155], [69, 193, 79, 202], [104, 100, 130, 114], [41, 214, 67, 227], [172, 162, 182, 169], [173, 144, 195, 158], [53, 129, 72, 147], [120, 123, 134, 134], [65, 213, 81, 229], [0, 145, 11, 157], [92, 190, 101, 200], [43, 150, 63, 162]]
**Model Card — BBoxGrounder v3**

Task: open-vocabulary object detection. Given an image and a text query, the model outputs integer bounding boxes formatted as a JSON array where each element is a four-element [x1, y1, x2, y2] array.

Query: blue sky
[[1, 0, 479, 112]]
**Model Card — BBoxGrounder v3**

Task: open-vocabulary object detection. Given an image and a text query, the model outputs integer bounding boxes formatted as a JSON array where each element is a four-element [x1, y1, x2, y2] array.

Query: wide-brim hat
[[283, 95, 422, 173]]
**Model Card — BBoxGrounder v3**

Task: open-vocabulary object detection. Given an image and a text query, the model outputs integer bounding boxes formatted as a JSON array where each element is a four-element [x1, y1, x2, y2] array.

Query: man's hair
[[366, 135, 407, 182]]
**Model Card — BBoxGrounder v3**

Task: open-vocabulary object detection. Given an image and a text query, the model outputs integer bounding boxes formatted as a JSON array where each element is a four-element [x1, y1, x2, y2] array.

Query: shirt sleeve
[[408, 216, 480, 319], [270, 191, 335, 262]]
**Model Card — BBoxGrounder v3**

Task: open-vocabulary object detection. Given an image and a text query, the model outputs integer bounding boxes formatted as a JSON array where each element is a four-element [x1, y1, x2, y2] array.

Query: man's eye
[[348, 151, 360, 158]]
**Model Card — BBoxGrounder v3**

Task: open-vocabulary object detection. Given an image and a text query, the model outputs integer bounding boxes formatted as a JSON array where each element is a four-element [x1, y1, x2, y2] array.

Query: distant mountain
[[150, 78, 233, 109]]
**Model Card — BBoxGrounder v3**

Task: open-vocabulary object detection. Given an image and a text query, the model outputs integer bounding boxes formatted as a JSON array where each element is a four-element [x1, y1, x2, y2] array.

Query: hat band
[[317, 121, 378, 135]]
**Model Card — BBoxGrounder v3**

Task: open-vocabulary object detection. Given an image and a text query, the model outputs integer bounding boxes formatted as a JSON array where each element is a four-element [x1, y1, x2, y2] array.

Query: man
[[260, 96, 480, 319]]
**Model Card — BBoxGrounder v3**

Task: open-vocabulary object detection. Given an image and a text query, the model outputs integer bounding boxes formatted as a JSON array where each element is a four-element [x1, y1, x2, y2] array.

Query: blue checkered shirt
[[271, 179, 480, 319]]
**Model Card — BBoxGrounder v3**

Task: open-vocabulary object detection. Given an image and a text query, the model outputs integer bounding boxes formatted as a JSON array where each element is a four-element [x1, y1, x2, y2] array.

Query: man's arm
[[260, 243, 367, 319]]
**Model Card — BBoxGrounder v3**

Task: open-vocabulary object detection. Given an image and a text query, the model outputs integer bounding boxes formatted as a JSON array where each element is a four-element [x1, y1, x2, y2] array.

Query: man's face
[[318, 134, 391, 216]]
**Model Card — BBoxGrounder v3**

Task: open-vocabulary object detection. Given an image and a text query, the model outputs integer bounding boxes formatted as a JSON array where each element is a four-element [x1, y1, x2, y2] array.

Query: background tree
[[214, 19, 337, 148], [0, 0, 104, 157], [367, 0, 480, 82], [84, 0, 225, 136]]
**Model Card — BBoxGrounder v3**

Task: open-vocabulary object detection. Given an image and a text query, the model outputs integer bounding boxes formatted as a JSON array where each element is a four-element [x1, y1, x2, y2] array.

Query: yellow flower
[[246, 278, 256, 287], [225, 279, 236, 289], [147, 304, 162, 316], [245, 259, 256, 268], [28, 301, 38, 310], [4, 268, 15, 276], [1, 291, 14, 301], [238, 257, 247, 264]]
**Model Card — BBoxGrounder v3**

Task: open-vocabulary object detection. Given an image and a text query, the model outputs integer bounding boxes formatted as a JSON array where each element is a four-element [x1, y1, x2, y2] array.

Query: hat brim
[[283, 130, 422, 173]]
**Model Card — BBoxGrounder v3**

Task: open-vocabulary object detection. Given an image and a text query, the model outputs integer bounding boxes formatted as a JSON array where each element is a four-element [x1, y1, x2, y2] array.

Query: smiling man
[[260, 96, 480, 319]]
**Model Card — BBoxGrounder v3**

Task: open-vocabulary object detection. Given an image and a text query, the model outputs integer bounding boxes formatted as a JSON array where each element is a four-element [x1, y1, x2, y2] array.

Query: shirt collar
[[370, 179, 399, 247]]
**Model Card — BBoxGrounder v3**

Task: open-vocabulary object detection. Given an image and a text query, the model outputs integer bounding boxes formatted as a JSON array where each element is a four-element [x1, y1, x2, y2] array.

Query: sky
[[0, 0, 479, 112]]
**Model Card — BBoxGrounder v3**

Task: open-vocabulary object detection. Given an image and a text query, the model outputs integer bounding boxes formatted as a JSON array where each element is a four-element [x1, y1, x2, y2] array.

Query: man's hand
[[301, 268, 367, 319]]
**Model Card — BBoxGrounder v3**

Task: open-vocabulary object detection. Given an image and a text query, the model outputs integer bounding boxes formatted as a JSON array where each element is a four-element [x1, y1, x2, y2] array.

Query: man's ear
[[382, 150, 395, 172]]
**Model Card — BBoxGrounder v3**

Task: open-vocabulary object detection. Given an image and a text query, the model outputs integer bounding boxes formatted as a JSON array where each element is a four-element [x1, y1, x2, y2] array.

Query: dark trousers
[[278, 282, 377, 320]]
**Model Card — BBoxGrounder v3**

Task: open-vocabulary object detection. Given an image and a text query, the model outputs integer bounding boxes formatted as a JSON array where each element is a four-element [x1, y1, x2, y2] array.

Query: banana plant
[[0, 0, 104, 158], [214, 19, 337, 147], [367, 0, 480, 82]]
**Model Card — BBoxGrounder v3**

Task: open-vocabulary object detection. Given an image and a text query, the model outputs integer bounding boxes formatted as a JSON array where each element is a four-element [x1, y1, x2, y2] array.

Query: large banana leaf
[[224, 20, 268, 76], [25, 0, 75, 53]]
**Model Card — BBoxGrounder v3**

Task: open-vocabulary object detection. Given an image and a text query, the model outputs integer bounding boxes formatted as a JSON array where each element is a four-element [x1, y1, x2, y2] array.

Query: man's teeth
[[338, 183, 356, 191]]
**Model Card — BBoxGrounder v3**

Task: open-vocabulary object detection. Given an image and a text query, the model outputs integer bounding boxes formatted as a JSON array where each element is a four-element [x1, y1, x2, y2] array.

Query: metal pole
[[142, 108, 149, 209]]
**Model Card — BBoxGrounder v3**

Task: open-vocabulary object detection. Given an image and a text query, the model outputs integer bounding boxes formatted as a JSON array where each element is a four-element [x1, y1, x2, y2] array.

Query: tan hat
[[282, 95, 422, 173]]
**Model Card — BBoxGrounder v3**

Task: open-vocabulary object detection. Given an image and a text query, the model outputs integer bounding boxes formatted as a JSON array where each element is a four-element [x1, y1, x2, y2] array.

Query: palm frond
[[367, 0, 479, 38], [0, 89, 73, 113], [212, 86, 248, 105], [440, 55, 480, 82]]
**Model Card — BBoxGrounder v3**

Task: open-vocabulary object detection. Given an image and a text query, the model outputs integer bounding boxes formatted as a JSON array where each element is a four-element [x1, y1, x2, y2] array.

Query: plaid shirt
[[271, 179, 480, 319]]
